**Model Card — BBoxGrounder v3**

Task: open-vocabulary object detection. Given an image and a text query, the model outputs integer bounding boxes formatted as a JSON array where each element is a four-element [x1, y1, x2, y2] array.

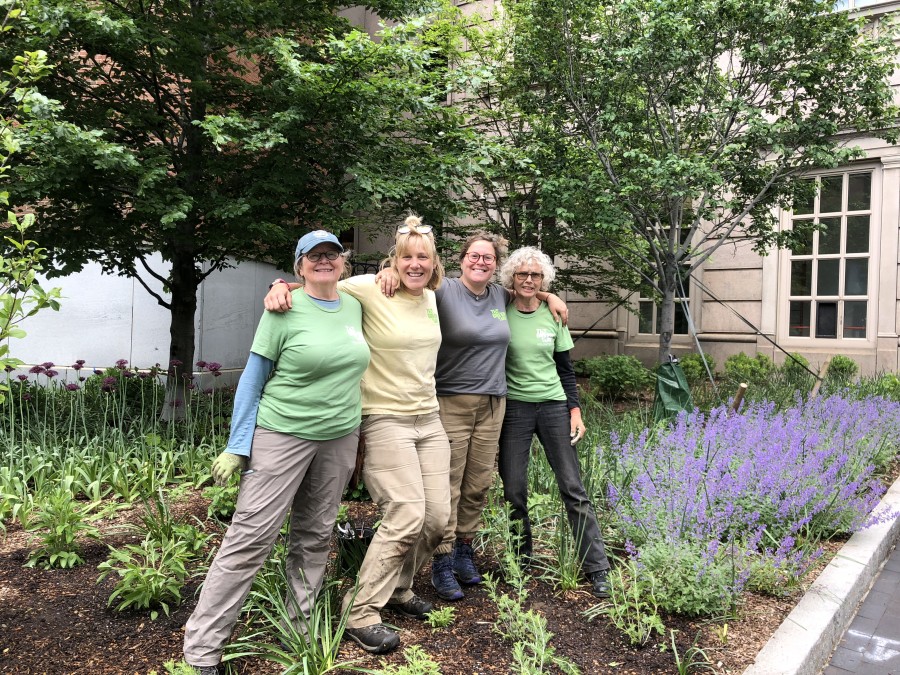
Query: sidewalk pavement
[[743, 476, 900, 675]]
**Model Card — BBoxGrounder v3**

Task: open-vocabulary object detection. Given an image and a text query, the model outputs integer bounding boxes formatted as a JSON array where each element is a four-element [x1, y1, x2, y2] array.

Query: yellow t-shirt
[[339, 275, 442, 415]]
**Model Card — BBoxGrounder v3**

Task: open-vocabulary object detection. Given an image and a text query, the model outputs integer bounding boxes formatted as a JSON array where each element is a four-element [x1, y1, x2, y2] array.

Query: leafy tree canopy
[[505, 0, 899, 361]]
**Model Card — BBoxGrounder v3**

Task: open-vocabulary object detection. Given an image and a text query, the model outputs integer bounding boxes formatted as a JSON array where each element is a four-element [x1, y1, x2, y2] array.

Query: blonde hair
[[499, 246, 556, 291], [383, 215, 445, 291], [460, 230, 508, 264]]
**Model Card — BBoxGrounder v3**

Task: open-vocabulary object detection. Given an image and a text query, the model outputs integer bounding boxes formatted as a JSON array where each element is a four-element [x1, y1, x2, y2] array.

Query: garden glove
[[211, 451, 247, 486]]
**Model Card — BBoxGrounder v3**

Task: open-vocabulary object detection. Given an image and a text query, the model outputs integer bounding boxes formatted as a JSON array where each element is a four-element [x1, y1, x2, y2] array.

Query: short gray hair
[[499, 246, 556, 291]]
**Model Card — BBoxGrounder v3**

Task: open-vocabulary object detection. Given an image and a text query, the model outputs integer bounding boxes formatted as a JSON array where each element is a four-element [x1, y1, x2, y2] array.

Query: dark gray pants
[[498, 399, 609, 575]]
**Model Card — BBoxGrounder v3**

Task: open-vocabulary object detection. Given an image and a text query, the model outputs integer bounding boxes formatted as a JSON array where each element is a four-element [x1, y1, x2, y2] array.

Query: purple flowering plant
[[606, 394, 900, 599]]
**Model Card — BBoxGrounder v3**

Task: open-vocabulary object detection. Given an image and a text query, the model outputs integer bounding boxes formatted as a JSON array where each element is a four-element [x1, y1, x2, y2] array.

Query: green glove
[[211, 451, 247, 486]]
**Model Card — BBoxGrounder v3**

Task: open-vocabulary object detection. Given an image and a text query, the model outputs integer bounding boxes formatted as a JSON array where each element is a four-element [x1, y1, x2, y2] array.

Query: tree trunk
[[656, 262, 677, 365], [160, 239, 199, 422]]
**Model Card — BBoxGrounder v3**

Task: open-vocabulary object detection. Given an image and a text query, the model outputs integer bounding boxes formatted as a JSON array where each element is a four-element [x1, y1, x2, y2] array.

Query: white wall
[[12, 254, 285, 376]]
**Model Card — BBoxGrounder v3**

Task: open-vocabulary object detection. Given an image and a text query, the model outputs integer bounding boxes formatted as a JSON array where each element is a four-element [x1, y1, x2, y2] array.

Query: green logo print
[[490, 308, 507, 321], [427, 308, 439, 324]]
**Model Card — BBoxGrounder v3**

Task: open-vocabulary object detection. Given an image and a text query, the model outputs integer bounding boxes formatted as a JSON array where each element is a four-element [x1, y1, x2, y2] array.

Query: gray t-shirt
[[434, 278, 512, 396]]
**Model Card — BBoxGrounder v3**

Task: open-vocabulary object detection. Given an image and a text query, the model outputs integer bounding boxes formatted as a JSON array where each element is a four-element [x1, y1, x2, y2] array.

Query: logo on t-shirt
[[346, 326, 366, 343], [426, 308, 439, 324], [490, 308, 507, 321], [536, 328, 554, 344]]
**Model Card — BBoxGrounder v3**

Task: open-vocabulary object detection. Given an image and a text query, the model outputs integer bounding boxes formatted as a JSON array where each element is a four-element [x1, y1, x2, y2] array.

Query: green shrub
[[678, 353, 716, 386], [639, 540, 736, 618], [723, 353, 775, 387], [25, 482, 101, 569], [872, 373, 900, 400], [781, 353, 815, 391], [826, 355, 859, 384], [583, 355, 652, 400]]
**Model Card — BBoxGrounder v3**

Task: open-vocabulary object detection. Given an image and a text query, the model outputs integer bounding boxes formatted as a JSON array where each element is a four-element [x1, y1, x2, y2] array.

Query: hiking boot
[[431, 553, 464, 600], [385, 594, 433, 620], [589, 569, 611, 599], [344, 623, 400, 654], [190, 666, 218, 675], [452, 538, 482, 585]]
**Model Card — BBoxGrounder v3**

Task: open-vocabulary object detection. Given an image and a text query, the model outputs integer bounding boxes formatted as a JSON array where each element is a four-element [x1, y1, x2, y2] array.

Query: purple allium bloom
[[115, 359, 128, 369], [207, 362, 222, 372], [101, 376, 118, 392], [66, 383, 80, 391], [122, 370, 135, 378], [40, 361, 54, 369], [196, 360, 207, 369], [75, 359, 86, 365], [3, 365, 13, 373], [17, 375, 28, 381], [45, 369, 58, 378], [71, 363, 82, 371], [78, 376, 85, 382], [187, 382, 196, 390], [169, 359, 183, 368], [29, 365, 44, 374], [137, 371, 150, 379], [93, 369, 103, 376]]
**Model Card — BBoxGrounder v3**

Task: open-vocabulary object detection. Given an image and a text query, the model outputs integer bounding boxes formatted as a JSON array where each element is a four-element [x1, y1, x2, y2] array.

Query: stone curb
[[743, 475, 900, 675]]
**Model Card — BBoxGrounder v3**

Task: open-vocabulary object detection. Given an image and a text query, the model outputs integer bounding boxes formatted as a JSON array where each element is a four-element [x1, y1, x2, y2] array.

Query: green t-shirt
[[252, 290, 370, 440], [505, 302, 574, 403]]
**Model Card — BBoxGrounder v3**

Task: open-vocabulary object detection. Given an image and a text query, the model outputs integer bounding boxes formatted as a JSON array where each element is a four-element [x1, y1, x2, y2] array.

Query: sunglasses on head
[[397, 224, 433, 234]]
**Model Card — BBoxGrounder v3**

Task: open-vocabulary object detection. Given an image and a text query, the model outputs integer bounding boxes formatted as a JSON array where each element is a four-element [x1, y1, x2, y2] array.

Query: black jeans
[[498, 399, 610, 574]]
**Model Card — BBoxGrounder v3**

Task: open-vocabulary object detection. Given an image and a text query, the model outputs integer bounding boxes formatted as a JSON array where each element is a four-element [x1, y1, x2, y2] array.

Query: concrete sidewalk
[[743, 477, 900, 675]]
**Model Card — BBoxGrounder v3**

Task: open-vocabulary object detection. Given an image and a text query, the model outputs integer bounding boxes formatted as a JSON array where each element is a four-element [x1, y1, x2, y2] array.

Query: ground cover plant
[[0, 354, 898, 674]]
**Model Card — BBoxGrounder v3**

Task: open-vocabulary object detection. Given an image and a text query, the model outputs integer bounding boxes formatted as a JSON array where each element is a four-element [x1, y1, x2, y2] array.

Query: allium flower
[[196, 360, 208, 369], [71, 362, 83, 371], [17, 375, 28, 381], [78, 377, 86, 382], [207, 362, 222, 372], [122, 370, 135, 378], [101, 376, 118, 392], [40, 362, 54, 369], [45, 369, 58, 378], [137, 371, 150, 379], [169, 359, 183, 368], [115, 359, 128, 370], [3, 365, 14, 373], [29, 365, 45, 374], [66, 383, 80, 391], [93, 369, 103, 376], [75, 359, 86, 366]]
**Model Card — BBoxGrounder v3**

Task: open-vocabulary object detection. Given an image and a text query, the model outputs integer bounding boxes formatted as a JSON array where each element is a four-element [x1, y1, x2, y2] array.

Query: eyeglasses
[[397, 224, 433, 234], [465, 252, 496, 264], [514, 271, 544, 281], [304, 250, 341, 262]]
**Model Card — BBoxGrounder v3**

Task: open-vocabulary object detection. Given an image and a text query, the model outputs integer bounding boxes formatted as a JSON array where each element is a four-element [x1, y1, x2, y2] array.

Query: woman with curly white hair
[[498, 246, 611, 598]]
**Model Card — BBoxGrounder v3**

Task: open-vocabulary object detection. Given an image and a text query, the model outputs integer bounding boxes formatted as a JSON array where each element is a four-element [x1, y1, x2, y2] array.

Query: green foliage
[[639, 540, 736, 618], [723, 353, 775, 388], [376, 646, 442, 675], [25, 479, 100, 569], [97, 538, 192, 620], [744, 552, 804, 598], [585, 562, 665, 647], [826, 355, 860, 385], [669, 630, 718, 675], [780, 353, 815, 391], [678, 353, 716, 386], [504, 0, 900, 363], [583, 355, 652, 400], [203, 482, 239, 522], [425, 606, 456, 631], [128, 489, 211, 555]]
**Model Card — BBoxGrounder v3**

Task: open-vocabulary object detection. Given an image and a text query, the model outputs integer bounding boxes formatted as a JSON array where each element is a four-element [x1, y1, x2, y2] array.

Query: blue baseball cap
[[295, 230, 343, 261]]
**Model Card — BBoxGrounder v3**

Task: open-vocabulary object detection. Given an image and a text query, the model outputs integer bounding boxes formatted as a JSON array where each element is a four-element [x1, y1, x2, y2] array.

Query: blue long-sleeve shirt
[[224, 351, 274, 456]]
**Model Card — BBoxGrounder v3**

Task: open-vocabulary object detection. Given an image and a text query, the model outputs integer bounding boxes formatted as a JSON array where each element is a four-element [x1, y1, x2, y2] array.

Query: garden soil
[[0, 492, 811, 674]]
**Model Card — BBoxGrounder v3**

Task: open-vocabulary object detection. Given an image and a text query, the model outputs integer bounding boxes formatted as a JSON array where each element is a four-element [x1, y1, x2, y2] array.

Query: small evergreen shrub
[[723, 353, 775, 387], [781, 353, 815, 391], [678, 353, 716, 386], [826, 355, 859, 385], [583, 355, 652, 400]]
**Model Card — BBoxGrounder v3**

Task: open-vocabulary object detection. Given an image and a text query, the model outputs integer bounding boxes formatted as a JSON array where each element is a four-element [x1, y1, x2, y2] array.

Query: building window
[[788, 171, 871, 340], [638, 271, 691, 335], [833, 0, 885, 10]]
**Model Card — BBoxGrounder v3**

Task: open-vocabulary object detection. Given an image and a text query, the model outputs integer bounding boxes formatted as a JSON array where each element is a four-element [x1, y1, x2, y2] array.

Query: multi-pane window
[[788, 171, 871, 339], [638, 268, 691, 335], [833, 0, 885, 10]]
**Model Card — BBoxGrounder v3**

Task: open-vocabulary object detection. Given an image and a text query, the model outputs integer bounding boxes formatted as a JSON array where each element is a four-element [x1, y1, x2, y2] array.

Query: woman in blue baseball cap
[[184, 230, 371, 674]]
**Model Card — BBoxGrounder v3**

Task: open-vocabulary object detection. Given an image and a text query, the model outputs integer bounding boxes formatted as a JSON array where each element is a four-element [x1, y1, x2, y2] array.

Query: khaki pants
[[343, 412, 450, 627], [184, 427, 358, 667], [435, 394, 505, 555]]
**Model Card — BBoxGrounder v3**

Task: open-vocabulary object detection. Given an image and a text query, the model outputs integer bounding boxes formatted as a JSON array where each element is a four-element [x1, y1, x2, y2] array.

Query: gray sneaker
[[344, 623, 401, 653], [190, 666, 218, 675]]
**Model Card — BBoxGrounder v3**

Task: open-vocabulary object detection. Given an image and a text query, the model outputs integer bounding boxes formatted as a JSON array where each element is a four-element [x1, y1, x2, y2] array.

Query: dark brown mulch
[[0, 492, 807, 675]]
